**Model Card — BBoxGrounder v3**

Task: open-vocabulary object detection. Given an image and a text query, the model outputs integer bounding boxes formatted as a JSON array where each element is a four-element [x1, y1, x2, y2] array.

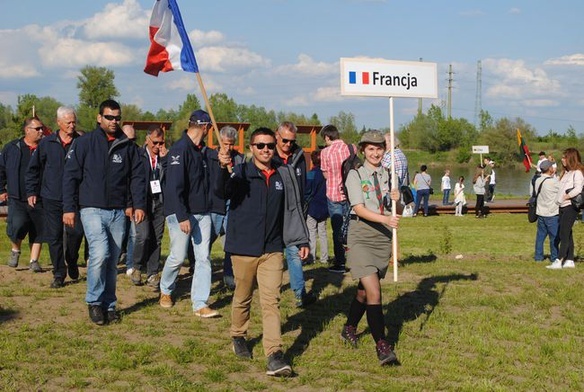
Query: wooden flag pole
[[195, 72, 223, 151]]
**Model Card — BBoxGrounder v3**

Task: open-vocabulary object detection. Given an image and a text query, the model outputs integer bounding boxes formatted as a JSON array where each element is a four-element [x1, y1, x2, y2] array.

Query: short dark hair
[[539, 151, 546, 156], [420, 164, 427, 172], [99, 99, 121, 115], [147, 125, 164, 138], [310, 150, 321, 166], [320, 124, 340, 141], [250, 127, 275, 144]]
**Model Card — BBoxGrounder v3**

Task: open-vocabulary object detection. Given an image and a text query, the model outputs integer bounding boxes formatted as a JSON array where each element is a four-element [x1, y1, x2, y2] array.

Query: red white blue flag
[[144, 0, 199, 76]]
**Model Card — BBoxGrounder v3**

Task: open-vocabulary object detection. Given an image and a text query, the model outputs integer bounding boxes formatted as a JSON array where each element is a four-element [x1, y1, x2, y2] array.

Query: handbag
[[401, 185, 414, 205], [567, 173, 584, 210], [527, 177, 549, 223]]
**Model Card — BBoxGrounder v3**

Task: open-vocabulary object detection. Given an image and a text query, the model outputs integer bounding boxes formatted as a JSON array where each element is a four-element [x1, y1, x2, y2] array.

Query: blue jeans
[[80, 207, 126, 310], [535, 215, 559, 261], [285, 245, 306, 299], [327, 200, 348, 266], [442, 189, 450, 205], [160, 213, 212, 311], [415, 189, 430, 216], [125, 220, 136, 270]]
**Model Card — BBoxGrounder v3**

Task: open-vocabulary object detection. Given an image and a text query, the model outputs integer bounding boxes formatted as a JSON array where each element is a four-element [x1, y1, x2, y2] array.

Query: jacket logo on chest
[[170, 155, 181, 165], [112, 153, 122, 164], [275, 181, 283, 191]]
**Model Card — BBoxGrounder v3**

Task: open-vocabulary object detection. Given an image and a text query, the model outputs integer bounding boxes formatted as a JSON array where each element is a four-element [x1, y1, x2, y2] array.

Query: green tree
[[328, 111, 359, 144], [77, 66, 119, 109], [208, 93, 239, 122]]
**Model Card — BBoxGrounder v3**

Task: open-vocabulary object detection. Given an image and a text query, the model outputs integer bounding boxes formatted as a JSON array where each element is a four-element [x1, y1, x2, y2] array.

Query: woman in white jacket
[[547, 148, 584, 269]]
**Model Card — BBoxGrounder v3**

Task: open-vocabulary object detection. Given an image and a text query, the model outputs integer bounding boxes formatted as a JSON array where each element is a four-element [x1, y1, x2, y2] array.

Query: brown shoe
[[131, 268, 142, 285], [159, 293, 173, 308], [194, 306, 219, 318]]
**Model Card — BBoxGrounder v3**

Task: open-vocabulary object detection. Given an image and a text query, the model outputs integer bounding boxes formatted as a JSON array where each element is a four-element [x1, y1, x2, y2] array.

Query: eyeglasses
[[103, 114, 122, 121], [281, 138, 296, 145], [251, 142, 276, 150], [150, 140, 165, 146], [28, 126, 44, 131]]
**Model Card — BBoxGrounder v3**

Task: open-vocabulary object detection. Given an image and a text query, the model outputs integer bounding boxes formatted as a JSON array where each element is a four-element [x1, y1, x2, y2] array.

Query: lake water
[[421, 167, 535, 197]]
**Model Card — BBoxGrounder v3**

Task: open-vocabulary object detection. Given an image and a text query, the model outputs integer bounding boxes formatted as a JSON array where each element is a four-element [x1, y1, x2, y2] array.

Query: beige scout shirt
[[346, 164, 392, 216]]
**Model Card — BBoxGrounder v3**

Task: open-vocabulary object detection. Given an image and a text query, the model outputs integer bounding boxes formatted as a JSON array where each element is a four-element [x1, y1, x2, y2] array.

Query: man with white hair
[[26, 106, 84, 288], [381, 134, 409, 187]]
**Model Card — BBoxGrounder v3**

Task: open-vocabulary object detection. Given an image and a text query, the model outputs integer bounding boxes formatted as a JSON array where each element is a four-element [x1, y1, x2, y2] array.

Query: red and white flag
[[144, 0, 199, 76]]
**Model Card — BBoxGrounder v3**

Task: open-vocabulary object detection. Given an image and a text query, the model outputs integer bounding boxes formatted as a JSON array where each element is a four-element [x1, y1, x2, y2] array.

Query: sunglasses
[[281, 138, 296, 145], [102, 114, 122, 121], [28, 126, 44, 131], [251, 142, 276, 150], [150, 140, 165, 146]]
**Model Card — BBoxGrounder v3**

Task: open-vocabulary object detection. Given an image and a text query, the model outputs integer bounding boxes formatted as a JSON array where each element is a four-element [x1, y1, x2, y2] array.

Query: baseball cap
[[189, 109, 211, 124]]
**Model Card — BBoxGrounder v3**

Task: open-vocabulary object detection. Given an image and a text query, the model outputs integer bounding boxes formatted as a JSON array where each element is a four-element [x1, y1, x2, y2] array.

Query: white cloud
[[0, 28, 41, 78], [196, 46, 270, 72], [190, 30, 225, 46], [273, 54, 337, 77], [83, 0, 149, 39], [544, 54, 584, 66]]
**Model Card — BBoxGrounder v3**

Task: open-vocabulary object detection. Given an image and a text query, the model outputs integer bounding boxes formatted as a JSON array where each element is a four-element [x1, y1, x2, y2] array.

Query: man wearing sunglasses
[[159, 109, 219, 318], [63, 99, 146, 326], [129, 126, 167, 291], [215, 127, 309, 377], [0, 117, 46, 273], [273, 121, 316, 308], [25, 107, 84, 288]]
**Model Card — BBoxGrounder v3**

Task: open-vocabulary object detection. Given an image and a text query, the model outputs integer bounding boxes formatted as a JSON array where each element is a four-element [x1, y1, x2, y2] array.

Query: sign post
[[340, 58, 438, 282], [472, 145, 490, 164]]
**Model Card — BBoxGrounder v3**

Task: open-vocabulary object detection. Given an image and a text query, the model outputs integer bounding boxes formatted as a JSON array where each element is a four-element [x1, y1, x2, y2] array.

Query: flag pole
[[389, 96, 399, 282], [194, 72, 223, 151]]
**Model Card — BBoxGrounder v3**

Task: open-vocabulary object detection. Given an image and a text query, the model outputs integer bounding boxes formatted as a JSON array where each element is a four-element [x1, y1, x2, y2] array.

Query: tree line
[[1, 66, 582, 165]]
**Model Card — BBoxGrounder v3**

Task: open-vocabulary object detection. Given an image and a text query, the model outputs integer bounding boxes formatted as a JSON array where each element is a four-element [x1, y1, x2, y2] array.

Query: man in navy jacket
[[62, 99, 146, 326], [26, 106, 84, 288]]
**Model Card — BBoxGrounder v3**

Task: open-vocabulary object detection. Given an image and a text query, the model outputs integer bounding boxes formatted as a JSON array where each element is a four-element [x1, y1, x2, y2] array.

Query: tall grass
[[1, 213, 583, 391]]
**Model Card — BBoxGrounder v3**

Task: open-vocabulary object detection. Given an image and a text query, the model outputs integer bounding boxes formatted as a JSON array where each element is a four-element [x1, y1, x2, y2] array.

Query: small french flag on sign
[[348, 71, 370, 84]]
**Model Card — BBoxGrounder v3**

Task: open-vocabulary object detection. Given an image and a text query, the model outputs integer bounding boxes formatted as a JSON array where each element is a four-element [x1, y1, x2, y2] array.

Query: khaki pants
[[230, 252, 284, 357]]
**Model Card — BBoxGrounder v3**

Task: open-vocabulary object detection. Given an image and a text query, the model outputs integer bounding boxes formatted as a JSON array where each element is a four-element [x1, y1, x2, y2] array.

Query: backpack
[[341, 143, 362, 199]]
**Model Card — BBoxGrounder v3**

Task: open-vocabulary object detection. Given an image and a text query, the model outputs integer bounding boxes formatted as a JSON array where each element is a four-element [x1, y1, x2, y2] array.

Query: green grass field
[[1, 213, 584, 391]]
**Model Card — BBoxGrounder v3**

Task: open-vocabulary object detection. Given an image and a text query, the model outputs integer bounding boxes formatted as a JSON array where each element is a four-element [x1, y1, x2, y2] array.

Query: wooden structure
[[296, 124, 322, 170]]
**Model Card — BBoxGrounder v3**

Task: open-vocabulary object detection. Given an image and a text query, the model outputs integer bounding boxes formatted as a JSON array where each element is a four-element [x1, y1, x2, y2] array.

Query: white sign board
[[340, 58, 438, 98], [472, 145, 489, 154]]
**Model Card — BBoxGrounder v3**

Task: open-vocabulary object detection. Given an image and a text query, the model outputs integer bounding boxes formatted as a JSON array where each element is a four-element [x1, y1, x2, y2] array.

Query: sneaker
[[106, 309, 121, 324], [546, 259, 563, 270], [376, 339, 397, 365], [130, 268, 142, 285], [29, 260, 42, 273], [67, 264, 79, 281], [88, 305, 105, 326], [125, 267, 134, 277], [232, 337, 252, 359], [159, 293, 173, 308], [341, 325, 358, 348], [266, 351, 292, 377], [50, 278, 64, 289], [328, 264, 346, 273], [296, 291, 317, 308], [146, 274, 160, 291], [563, 260, 576, 269], [7, 250, 20, 268], [194, 306, 219, 318]]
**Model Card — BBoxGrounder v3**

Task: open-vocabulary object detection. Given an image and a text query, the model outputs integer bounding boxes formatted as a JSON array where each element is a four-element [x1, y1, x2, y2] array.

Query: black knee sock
[[346, 297, 366, 327], [366, 304, 385, 342]]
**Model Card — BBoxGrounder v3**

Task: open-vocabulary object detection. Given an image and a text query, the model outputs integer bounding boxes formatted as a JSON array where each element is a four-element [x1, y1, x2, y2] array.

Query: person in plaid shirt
[[381, 134, 409, 187], [320, 125, 352, 273]]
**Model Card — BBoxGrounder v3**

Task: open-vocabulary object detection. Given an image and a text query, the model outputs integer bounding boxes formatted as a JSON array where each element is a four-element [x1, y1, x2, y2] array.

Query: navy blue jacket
[[163, 131, 210, 221], [62, 127, 146, 213], [305, 166, 328, 221], [25, 131, 80, 202], [137, 145, 167, 211], [0, 138, 33, 201], [206, 148, 245, 214], [273, 144, 307, 201]]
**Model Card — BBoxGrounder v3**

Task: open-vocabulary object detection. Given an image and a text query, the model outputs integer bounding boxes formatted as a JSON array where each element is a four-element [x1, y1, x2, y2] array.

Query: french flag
[[144, 0, 199, 76]]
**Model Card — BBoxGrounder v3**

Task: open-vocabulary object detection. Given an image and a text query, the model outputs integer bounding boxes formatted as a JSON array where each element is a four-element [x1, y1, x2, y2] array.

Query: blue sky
[[1, 0, 583, 134]]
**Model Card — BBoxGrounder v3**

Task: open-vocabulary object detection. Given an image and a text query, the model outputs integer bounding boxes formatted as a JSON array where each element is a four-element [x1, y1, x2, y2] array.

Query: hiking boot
[[159, 293, 173, 308], [146, 273, 160, 292], [130, 268, 142, 285], [50, 277, 64, 289], [29, 260, 42, 273], [106, 309, 121, 324], [7, 250, 20, 268], [328, 264, 346, 273], [563, 260, 576, 269], [546, 259, 563, 270], [266, 351, 292, 377], [376, 339, 397, 365], [194, 306, 219, 318], [341, 325, 358, 348], [67, 264, 79, 281], [88, 305, 105, 326], [296, 291, 317, 308], [232, 337, 252, 359]]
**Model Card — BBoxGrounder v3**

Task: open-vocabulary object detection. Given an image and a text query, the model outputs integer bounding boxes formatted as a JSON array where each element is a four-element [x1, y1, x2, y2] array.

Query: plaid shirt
[[381, 148, 408, 186], [321, 139, 351, 202]]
